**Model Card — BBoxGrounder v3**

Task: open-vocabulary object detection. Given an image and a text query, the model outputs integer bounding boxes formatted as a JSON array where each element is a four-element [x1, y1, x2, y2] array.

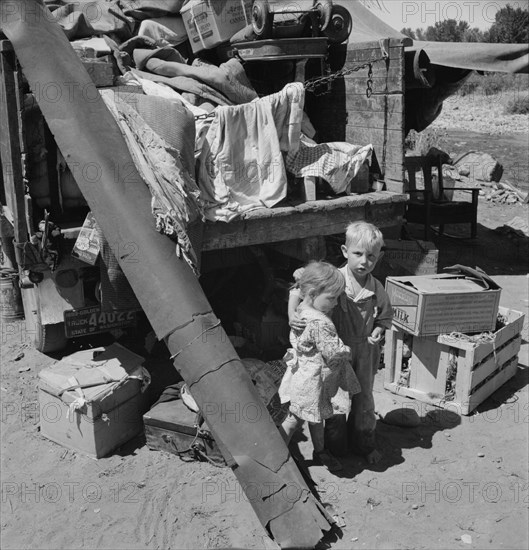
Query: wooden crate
[[384, 307, 525, 415]]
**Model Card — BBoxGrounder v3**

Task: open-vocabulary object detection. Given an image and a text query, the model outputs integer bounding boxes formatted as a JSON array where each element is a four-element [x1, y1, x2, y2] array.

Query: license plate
[[64, 306, 137, 338]]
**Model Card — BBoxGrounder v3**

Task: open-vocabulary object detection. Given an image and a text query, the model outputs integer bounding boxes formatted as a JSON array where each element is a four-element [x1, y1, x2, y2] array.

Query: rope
[[166, 417, 226, 468], [441, 331, 496, 345]]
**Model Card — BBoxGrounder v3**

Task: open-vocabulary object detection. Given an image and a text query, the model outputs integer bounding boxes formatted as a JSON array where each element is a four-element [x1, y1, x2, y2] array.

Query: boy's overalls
[[325, 267, 393, 457]]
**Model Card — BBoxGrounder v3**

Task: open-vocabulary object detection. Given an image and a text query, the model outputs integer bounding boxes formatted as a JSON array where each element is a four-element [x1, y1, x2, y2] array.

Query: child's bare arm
[[369, 282, 393, 345], [288, 289, 306, 330]]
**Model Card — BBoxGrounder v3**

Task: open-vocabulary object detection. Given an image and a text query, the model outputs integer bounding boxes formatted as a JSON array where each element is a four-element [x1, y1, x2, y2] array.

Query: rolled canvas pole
[[0, 1, 332, 547]]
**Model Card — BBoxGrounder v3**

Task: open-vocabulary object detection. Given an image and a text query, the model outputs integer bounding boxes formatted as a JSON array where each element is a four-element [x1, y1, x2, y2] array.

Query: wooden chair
[[404, 155, 479, 240]]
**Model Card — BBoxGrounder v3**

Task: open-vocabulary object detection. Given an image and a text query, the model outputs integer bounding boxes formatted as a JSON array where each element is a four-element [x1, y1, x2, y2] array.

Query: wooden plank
[[340, 70, 403, 87], [410, 336, 443, 394], [301, 176, 316, 202], [383, 383, 446, 409], [385, 177, 406, 194], [342, 109, 403, 131], [345, 72, 403, 85], [380, 161, 406, 178], [346, 125, 404, 141], [0, 49, 27, 247], [384, 328, 399, 384], [453, 349, 473, 409], [437, 309, 525, 368], [344, 40, 405, 187], [394, 333, 404, 386], [473, 314, 524, 366], [202, 193, 407, 250], [470, 336, 522, 388], [346, 132, 404, 173], [466, 359, 519, 414], [346, 45, 404, 63], [346, 129, 404, 167], [317, 75, 403, 100], [335, 67, 403, 82], [343, 79, 402, 96], [344, 94, 403, 114]]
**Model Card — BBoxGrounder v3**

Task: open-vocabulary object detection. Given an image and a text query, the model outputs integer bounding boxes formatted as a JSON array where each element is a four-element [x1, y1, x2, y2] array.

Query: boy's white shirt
[[340, 266, 376, 306]]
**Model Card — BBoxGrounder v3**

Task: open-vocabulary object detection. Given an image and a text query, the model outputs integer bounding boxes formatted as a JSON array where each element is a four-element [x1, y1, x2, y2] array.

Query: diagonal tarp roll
[[0, 1, 332, 547]]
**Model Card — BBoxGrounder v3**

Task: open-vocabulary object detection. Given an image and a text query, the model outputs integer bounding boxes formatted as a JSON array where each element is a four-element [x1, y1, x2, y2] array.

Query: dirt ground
[[1, 115, 528, 549]]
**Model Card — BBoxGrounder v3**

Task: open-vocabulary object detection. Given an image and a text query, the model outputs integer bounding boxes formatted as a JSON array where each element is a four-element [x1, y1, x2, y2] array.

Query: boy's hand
[[367, 327, 384, 345], [289, 312, 307, 331]]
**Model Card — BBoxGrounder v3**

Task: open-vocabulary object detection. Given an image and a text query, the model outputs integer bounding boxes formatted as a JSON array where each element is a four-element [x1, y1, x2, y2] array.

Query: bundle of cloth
[[53, 1, 373, 264]]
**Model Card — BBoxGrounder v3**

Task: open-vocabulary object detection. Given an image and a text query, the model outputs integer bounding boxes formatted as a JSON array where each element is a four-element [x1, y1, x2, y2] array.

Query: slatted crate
[[384, 307, 525, 415]]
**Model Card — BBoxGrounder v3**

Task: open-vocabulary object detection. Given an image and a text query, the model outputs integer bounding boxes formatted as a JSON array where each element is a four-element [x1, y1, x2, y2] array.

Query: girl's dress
[[278, 306, 361, 423]]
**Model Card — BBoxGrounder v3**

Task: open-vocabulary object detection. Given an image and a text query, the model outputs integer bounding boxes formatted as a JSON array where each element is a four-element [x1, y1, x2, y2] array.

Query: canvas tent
[[37, 0, 528, 133]]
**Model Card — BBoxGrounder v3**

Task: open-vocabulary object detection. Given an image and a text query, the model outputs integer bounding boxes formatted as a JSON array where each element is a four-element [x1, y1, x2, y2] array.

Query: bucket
[[0, 269, 24, 321]]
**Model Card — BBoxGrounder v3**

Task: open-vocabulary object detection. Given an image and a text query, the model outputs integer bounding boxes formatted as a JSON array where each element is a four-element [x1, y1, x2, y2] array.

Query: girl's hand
[[290, 312, 307, 331], [367, 328, 384, 345]]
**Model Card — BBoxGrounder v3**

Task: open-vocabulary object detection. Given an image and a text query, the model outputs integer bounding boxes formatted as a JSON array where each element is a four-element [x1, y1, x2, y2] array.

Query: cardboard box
[[181, 0, 252, 53], [384, 307, 525, 415], [386, 273, 501, 336], [72, 212, 101, 265], [373, 239, 438, 283], [38, 344, 147, 458]]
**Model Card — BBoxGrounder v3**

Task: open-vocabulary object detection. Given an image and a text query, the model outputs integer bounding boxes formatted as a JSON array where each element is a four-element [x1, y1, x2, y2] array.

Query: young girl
[[289, 222, 393, 464], [278, 261, 361, 473]]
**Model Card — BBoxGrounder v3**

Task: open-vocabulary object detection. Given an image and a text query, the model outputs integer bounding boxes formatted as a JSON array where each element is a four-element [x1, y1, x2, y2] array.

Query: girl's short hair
[[298, 261, 345, 299], [345, 221, 384, 250]]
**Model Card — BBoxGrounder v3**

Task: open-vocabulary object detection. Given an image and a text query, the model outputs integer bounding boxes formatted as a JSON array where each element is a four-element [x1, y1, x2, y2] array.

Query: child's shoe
[[312, 449, 343, 472]]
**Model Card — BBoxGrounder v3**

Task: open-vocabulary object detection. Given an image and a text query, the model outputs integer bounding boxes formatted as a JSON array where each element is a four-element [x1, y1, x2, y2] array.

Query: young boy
[[289, 221, 393, 464]]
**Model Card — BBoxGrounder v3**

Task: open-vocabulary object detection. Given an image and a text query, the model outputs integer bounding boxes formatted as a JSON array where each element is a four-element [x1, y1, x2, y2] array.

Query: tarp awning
[[344, 1, 410, 44], [407, 41, 529, 74]]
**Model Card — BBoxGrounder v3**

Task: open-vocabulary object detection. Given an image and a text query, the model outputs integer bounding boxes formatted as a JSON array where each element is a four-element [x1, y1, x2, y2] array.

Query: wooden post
[[0, 41, 28, 259]]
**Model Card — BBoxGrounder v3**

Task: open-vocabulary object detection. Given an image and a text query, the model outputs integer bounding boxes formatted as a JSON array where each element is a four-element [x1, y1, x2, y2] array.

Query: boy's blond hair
[[344, 221, 384, 251], [298, 261, 345, 299]]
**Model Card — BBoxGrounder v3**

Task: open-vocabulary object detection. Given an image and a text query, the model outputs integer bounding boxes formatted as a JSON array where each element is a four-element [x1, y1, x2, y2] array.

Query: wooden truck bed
[[202, 191, 406, 251]]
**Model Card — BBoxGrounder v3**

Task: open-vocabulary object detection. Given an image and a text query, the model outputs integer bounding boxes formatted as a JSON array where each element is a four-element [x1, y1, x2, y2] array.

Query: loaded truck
[[0, 1, 413, 545], [0, 2, 408, 355]]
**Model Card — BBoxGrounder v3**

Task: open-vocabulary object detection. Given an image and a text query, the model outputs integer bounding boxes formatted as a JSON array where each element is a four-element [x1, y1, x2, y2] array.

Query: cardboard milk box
[[386, 273, 501, 336], [38, 343, 148, 458], [181, 0, 252, 53]]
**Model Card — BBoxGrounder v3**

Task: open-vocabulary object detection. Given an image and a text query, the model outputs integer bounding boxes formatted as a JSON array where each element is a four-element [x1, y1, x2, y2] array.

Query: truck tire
[[251, 0, 273, 39], [34, 322, 68, 354], [21, 286, 68, 353]]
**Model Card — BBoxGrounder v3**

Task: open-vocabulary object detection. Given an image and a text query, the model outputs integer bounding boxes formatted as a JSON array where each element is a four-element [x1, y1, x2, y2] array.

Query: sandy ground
[[1, 99, 528, 550], [430, 90, 529, 135]]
